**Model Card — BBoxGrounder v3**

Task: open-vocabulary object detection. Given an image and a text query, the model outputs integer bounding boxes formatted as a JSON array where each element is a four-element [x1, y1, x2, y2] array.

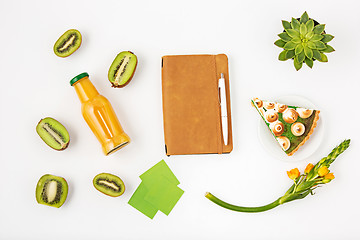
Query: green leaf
[[278, 32, 292, 42], [307, 41, 316, 49], [314, 24, 326, 34], [274, 39, 286, 48], [322, 34, 334, 43], [282, 20, 291, 30], [279, 50, 288, 61], [286, 49, 295, 59], [311, 34, 323, 42], [319, 53, 328, 62], [286, 29, 300, 38], [315, 41, 327, 50], [306, 19, 314, 33], [291, 37, 301, 44], [294, 57, 303, 71], [285, 184, 296, 195], [295, 44, 304, 55], [305, 31, 314, 40], [297, 180, 317, 192], [304, 46, 313, 59], [279, 193, 299, 204], [322, 44, 335, 53], [300, 23, 307, 36], [305, 57, 314, 68], [283, 41, 297, 50], [296, 51, 305, 63], [291, 18, 300, 31], [300, 11, 309, 23], [313, 49, 322, 61]]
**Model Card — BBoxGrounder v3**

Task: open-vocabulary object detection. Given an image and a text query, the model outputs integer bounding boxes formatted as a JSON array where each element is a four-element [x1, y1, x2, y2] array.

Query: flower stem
[[292, 180, 298, 193], [205, 192, 281, 213]]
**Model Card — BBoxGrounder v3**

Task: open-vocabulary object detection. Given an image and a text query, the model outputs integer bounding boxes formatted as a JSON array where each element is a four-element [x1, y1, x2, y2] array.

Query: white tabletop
[[0, 0, 359, 239]]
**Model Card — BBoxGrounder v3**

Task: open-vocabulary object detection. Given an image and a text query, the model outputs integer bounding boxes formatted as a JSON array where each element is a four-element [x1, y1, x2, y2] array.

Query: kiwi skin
[[93, 173, 125, 197], [53, 29, 82, 58], [36, 174, 68, 208], [36, 117, 70, 151], [108, 51, 138, 88]]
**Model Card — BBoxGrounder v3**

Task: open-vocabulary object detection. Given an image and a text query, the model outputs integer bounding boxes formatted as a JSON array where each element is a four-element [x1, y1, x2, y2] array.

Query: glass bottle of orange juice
[[70, 72, 130, 155]]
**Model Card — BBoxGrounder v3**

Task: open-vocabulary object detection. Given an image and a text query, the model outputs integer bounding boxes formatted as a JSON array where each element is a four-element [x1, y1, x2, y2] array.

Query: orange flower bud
[[287, 168, 300, 180], [318, 166, 329, 177], [324, 173, 335, 180], [304, 163, 314, 174]]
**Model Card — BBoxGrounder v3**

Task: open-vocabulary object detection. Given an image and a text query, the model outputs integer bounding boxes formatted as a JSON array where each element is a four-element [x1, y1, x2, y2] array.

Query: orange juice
[[70, 72, 130, 155]]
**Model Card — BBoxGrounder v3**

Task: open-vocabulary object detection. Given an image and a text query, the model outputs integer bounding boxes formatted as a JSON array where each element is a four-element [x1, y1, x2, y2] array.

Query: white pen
[[218, 73, 228, 146]]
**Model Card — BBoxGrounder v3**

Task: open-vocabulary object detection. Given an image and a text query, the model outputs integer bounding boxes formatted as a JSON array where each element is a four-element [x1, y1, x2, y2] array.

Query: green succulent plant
[[275, 11, 335, 71]]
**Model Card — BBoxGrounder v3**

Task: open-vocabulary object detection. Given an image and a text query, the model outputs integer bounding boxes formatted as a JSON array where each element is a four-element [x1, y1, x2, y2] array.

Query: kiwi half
[[108, 51, 138, 88], [53, 29, 82, 57], [36, 174, 68, 208], [93, 173, 125, 197], [36, 117, 70, 150]]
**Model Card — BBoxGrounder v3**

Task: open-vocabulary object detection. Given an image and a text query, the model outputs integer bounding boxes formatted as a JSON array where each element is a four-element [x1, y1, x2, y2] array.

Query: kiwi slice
[[53, 29, 82, 57], [108, 51, 138, 88], [36, 174, 68, 208], [36, 117, 70, 150], [93, 173, 125, 197]]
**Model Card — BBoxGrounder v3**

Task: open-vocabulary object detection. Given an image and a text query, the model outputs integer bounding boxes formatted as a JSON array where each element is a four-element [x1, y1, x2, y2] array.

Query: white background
[[0, 0, 359, 239]]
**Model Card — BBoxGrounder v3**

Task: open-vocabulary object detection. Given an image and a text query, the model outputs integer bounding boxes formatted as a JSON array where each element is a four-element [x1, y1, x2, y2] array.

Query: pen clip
[[218, 73, 225, 104]]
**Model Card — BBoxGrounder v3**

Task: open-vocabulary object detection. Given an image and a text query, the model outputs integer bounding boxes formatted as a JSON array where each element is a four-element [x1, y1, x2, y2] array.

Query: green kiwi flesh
[[36, 174, 68, 208], [93, 173, 125, 197], [108, 51, 138, 88], [54, 29, 82, 57], [36, 117, 70, 150]]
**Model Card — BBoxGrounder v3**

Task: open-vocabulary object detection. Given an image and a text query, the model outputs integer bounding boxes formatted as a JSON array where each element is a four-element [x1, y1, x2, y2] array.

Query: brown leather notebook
[[161, 54, 233, 156]]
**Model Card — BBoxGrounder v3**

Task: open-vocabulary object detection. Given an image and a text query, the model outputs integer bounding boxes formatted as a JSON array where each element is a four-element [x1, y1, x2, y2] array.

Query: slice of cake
[[252, 98, 320, 156]]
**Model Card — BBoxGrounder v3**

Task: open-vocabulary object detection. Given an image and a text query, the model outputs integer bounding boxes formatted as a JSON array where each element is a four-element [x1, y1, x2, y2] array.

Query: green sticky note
[[144, 175, 184, 216], [129, 160, 184, 219], [140, 160, 180, 185], [128, 182, 158, 219]]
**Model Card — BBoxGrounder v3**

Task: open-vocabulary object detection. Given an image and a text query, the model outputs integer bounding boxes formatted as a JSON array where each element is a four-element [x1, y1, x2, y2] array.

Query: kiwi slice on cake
[[36, 174, 68, 208], [93, 173, 125, 197], [108, 51, 138, 88], [53, 29, 82, 57]]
